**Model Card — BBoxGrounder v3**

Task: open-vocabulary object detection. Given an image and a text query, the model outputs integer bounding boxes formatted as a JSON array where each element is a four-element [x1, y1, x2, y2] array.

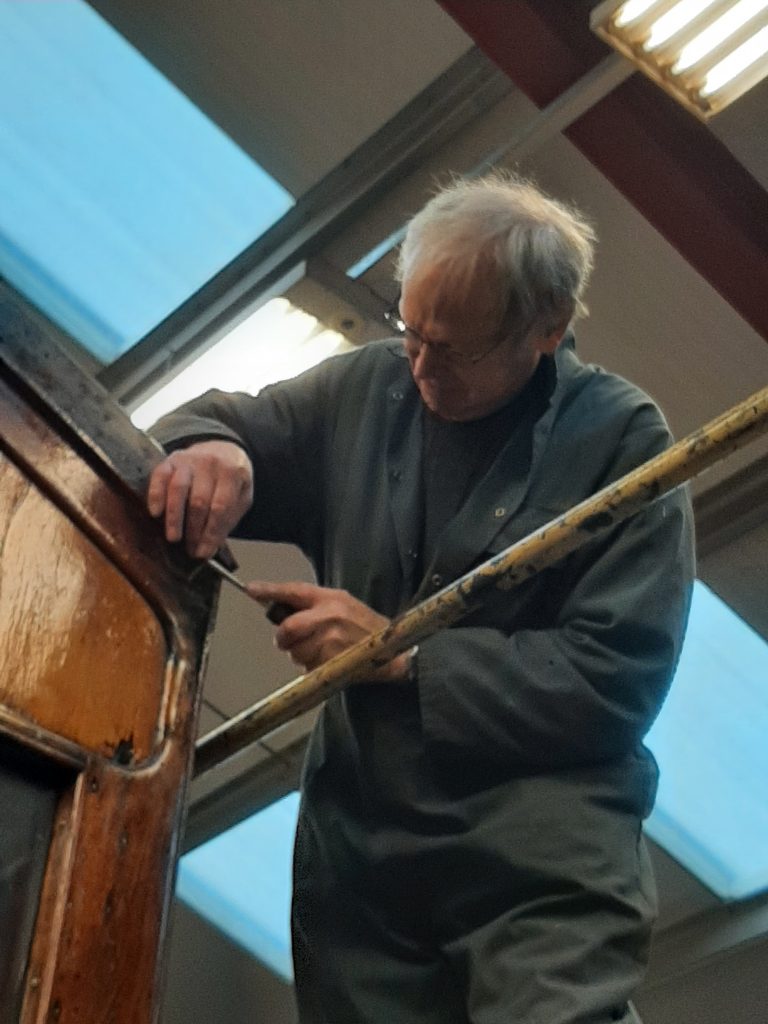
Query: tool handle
[[264, 601, 295, 625]]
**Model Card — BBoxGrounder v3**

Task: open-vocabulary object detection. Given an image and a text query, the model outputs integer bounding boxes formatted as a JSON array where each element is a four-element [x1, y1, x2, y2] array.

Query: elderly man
[[148, 174, 694, 1024]]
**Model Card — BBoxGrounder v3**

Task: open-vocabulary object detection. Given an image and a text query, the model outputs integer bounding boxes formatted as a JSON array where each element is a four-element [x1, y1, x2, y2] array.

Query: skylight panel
[[346, 225, 407, 280], [177, 791, 301, 981], [0, 1, 293, 364], [644, 580, 768, 900]]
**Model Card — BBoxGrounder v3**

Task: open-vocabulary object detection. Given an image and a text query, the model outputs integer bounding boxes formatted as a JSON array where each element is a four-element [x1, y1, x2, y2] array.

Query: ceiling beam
[[439, 0, 768, 342]]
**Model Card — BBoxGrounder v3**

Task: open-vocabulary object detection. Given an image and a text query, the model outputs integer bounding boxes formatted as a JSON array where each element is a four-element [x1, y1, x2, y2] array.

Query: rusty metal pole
[[194, 383, 768, 779]]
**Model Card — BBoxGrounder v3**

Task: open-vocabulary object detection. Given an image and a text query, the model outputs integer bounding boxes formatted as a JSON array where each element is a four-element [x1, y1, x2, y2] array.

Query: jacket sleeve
[[417, 404, 696, 772]]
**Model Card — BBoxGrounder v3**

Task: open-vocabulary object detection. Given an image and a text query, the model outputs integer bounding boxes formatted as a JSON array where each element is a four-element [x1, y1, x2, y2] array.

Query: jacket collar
[[384, 333, 585, 598]]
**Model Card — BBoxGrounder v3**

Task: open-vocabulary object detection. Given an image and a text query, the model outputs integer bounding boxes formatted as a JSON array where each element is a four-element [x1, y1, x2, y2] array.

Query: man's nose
[[410, 341, 439, 378]]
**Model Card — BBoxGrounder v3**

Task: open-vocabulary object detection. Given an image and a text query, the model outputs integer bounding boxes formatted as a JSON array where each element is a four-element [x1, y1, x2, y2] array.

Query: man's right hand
[[147, 440, 254, 559]]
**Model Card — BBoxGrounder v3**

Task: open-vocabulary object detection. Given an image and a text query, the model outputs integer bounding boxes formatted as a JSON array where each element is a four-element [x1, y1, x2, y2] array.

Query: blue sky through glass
[[177, 791, 300, 981], [179, 582, 768, 978], [645, 580, 768, 899], [0, 1, 293, 363]]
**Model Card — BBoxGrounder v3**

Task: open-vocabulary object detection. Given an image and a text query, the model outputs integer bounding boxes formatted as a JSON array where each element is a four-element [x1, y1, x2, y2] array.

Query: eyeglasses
[[383, 305, 509, 367]]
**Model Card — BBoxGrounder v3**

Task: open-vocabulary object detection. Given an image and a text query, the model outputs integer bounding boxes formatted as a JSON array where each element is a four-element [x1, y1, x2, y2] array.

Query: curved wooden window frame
[[0, 279, 217, 1024]]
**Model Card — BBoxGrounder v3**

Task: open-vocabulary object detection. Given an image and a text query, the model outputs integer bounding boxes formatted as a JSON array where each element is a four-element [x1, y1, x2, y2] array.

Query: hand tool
[[200, 557, 294, 624]]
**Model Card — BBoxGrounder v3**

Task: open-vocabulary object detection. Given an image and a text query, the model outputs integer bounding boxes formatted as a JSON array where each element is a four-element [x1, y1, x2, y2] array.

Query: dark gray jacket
[[154, 334, 694, 917]]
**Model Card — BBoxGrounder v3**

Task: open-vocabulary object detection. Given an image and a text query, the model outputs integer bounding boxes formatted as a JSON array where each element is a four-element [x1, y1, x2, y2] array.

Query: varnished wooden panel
[[0, 453, 167, 763], [1, 284, 218, 1023]]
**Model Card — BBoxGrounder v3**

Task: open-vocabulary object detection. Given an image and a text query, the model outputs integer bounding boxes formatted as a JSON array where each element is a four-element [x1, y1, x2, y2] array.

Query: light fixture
[[130, 297, 354, 429], [591, 0, 768, 118]]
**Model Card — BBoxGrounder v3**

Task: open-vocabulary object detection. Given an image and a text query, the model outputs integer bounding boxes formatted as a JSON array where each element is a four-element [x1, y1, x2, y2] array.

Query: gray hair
[[395, 172, 596, 333]]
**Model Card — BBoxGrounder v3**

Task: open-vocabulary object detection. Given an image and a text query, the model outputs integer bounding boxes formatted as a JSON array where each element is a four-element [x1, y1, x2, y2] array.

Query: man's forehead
[[402, 258, 503, 318]]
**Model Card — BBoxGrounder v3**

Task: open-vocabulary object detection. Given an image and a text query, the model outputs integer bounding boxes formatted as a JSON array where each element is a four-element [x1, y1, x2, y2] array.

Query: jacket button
[[431, 573, 443, 588], [391, 390, 404, 400], [494, 507, 507, 518], [390, 468, 402, 481]]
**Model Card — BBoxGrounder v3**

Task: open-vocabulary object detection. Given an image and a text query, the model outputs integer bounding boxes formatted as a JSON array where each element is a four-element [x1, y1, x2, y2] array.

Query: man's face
[[399, 261, 561, 422]]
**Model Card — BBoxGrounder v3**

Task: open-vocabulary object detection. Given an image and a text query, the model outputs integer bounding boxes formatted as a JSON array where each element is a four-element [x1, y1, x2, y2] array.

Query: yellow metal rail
[[194, 383, 768, 778]]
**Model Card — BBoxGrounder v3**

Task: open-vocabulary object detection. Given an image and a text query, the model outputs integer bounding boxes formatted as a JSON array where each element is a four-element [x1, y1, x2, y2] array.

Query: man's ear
[[536, 311, 571, 355]]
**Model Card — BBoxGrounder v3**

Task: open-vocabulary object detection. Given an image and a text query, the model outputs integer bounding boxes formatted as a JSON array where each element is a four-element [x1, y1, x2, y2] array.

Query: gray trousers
[[291, 803, 655, 1024]]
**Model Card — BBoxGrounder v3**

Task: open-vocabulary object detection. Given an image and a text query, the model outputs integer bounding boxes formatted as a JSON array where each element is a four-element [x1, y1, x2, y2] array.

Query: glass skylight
[[346, 225, 407, 280], [645, 580, 768, 900], [178, 581, 768, 981], [177, 791, 300, 982], [0, 1, 293, 364]]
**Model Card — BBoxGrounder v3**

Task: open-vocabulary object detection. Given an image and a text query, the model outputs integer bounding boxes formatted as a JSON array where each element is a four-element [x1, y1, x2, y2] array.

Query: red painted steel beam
[[439, 0, 768, 342]]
